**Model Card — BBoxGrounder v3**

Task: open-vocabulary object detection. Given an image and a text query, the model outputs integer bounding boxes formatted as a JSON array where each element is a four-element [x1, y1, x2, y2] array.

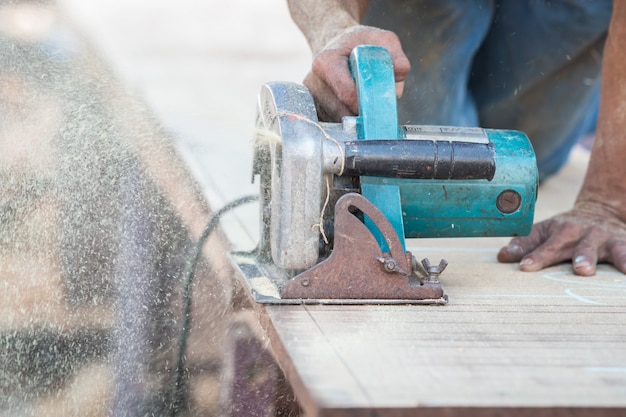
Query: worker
[[287, 0, 626, 277]]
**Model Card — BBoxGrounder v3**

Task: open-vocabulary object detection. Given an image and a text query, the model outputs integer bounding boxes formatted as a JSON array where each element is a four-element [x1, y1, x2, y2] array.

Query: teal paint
[[348, 46, 537, 246]]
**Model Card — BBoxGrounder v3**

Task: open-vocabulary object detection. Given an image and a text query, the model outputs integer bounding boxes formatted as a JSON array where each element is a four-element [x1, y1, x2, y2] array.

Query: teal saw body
[[252, 45, 537, 273], [349, 45, 537, 242], [375, 127, 537, 238], [243, 45, 538, 303]]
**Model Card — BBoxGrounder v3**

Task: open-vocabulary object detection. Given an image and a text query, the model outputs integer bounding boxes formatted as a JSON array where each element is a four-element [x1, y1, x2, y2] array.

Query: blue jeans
[[364, 0, 612, 179]]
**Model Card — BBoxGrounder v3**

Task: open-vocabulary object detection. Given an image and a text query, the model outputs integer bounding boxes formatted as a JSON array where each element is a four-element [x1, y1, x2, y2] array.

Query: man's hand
[[304, 25, 411, 121], [498, 201, 626, 276]]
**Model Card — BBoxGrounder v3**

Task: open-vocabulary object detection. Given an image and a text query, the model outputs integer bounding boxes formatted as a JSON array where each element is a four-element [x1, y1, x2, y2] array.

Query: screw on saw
[[376, 255, 408, 275], [413, 257, 448, 282]]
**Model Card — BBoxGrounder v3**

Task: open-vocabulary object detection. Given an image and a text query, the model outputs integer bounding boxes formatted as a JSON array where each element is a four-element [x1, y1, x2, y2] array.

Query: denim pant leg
[[363, 0, 494, 126], [470, 0, 612, 179]]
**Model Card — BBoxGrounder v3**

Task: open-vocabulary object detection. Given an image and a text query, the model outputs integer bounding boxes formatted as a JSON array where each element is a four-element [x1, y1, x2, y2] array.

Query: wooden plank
[[263, 248, 626, 415]]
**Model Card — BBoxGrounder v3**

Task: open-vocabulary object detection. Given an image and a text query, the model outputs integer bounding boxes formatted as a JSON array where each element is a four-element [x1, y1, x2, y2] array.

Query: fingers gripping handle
[[349, 45, 406, 252], [349, 45, 401, 140]]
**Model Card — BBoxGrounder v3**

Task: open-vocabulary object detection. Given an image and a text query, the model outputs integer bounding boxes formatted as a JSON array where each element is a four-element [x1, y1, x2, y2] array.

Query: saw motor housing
[[249, 46, 537, 302]]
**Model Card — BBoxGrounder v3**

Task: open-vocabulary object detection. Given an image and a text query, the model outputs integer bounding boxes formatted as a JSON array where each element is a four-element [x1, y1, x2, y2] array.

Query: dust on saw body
[[252, 46, 537, 277]]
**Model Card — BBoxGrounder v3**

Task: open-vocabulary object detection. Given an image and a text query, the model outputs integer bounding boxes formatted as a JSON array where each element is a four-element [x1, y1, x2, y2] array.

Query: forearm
[[287, 0, 370, 53], [577, 1, 626, 215]]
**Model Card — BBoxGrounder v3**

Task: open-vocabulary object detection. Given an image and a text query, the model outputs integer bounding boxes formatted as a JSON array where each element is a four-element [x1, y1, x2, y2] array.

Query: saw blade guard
[[253, 82, 325, 270]]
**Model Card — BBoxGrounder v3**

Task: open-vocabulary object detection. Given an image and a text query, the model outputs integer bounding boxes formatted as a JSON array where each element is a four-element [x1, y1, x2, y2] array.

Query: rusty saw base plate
[[229, 252, 448, 305]]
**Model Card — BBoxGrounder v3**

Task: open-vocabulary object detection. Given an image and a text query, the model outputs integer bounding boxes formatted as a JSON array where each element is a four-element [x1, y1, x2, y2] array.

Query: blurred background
[[0, 0, 309, 415]]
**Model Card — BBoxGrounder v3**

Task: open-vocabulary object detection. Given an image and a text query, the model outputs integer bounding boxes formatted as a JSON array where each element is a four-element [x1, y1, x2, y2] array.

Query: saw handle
[[342, 140, 496, 181]]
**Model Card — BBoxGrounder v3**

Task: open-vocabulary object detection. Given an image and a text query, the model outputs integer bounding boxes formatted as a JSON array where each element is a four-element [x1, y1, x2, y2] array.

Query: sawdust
[[0, 2, 224, 415], [249, 276, 282, 299], [254, 127, 283, 148]]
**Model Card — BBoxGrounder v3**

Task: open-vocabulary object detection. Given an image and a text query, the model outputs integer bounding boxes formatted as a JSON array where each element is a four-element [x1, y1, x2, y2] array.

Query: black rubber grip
[[342, 140, 496, 180]]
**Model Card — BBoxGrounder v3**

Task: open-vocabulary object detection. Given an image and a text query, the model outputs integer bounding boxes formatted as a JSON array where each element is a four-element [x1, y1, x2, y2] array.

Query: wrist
[[576, 175, 626, 220], [287, 0, 365, 54], [307, 16, 362, 54]]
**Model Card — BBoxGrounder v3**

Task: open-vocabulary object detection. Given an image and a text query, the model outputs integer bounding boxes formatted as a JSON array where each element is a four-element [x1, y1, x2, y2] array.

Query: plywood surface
[[265, 265, 626, 411]]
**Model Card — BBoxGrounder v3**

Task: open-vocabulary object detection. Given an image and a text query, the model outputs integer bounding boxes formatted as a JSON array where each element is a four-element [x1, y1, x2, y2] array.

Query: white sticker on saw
[[403, 125, 489, 144]]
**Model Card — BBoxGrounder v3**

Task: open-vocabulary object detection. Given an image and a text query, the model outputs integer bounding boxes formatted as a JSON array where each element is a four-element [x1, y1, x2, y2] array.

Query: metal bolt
[[421, 258, 448, 282], [383, 258, 397, 272], [301, 278, 310, 287], [496, 189, 522, 214], [376, 256, 407, 275]]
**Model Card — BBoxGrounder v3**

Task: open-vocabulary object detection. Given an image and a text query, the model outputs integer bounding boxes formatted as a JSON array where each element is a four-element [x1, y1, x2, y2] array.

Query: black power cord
[[169, 194, 258, 416]]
